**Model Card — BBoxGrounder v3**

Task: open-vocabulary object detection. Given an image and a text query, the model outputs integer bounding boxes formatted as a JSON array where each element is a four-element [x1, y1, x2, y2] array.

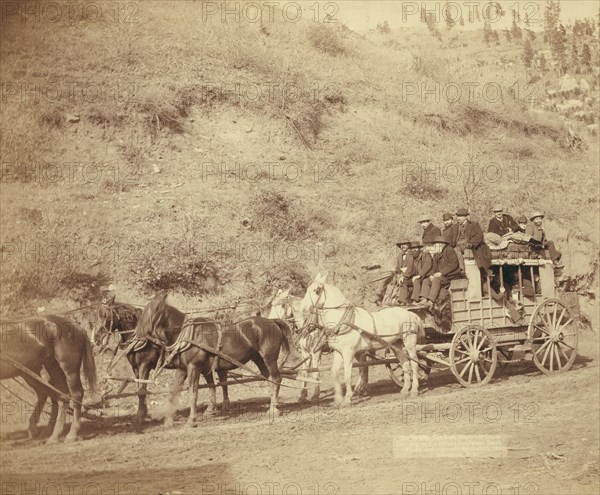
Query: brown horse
[[93, 296, 141, 351], [0, 315, 97, 443], [132, 292, 291, 426]]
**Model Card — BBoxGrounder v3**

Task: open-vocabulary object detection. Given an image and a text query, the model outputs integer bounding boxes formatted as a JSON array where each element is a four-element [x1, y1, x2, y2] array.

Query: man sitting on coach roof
[[442, 212, 459, 247], [455, 208, 492, 275], [487, 206, 519, 237], [525, 212, 564, 269], [370, 239, 413, 306], [418, 214, 442, 245], [418, 236, 462, 309]]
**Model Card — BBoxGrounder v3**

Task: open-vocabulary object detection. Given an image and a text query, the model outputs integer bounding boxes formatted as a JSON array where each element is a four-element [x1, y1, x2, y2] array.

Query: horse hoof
[[46, 437, 60, 445], [400, 389, 409, 398], [64, 435, 78, 443], [410, 390, 419, 399], [163, 417, 174, 428], [186, 420, 197, 428], [203, 408, 217, 417], [28, 428, 39, 440]]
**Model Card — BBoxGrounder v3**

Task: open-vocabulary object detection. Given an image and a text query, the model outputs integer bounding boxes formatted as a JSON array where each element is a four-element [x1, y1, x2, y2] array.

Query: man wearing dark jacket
[[525, 212, 564, 268], [420, 236, 462, 307], [487, 206, 519, 236], [397, 241, 421, 304], [410, 242, 433, 302], [442, 212, 459, 247], [455, 208, 492, 273], [418, 215, 442, 244], [370, 239, 413, 305]]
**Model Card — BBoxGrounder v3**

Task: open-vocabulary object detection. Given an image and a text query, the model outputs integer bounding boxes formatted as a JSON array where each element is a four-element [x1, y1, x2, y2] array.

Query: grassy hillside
[[1, 2, 598, 325]]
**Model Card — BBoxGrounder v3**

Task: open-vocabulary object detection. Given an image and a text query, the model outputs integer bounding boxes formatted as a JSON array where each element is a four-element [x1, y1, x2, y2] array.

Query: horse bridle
[[306, 284, 356, 339]]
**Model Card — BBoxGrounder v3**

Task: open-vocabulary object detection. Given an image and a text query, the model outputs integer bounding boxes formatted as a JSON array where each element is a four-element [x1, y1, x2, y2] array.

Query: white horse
[[299, 272, 424, 406], [268, 288, 372, 402]]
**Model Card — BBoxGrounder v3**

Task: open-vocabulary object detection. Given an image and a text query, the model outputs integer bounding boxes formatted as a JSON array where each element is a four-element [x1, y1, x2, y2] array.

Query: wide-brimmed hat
[[530, 211, 545, 221], [516, 215, 527, 223], [395, 239, 411, 247], [433, 235, 449, 244], [442, 212, 453, 221], [456, 208, 469, 217], [417, 215, 431, 223], [492, 205, 503, 212], [410, 241, 423, 248]]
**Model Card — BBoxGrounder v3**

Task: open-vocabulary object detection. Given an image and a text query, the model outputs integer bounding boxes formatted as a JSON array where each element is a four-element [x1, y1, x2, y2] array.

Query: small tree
[[523, 37, 534, 72], [425, 13, 443, 41], [581, 43, 592, 72], [483, 20, 492, 46], [504, 29, 513, 44], [511, 18, 523, 42]]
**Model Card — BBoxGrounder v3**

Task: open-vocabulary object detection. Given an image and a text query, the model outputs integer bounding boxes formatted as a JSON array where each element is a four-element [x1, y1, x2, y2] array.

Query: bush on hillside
[[308, 25, 346, 56]]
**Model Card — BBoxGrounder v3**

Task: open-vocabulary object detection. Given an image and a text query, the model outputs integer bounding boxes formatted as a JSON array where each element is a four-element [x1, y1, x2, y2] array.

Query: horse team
[[1, 271, 424, 443]]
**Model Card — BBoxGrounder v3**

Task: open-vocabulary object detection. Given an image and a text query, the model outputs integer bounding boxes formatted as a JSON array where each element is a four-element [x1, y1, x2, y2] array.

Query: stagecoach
[[382, 245, 580, 387]]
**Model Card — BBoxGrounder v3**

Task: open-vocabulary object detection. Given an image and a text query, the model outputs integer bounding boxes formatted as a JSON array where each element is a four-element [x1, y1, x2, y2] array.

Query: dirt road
[[1, 332, 598, 495]]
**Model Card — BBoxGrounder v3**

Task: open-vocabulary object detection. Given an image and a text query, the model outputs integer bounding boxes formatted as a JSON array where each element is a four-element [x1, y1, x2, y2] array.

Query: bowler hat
[[410, 241, 422, 248], [492, 205, 503, 212], [516, 216, 527, 223], [395, 239, 411, 247], [442, 212, 453, 221], [530, 211, 545, 221], [456, 208, 469, 217], [417, 215, 431, 223], [433, 235, 449, 244]]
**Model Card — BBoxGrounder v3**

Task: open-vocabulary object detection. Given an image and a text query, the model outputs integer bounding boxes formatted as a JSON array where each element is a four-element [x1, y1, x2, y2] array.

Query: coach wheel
[[385, 347, 404, 388], [529, 298, 578, 374], [450, 325, 497, 387]]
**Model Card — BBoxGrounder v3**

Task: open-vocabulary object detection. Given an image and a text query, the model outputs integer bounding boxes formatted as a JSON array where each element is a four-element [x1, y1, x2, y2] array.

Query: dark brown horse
[[93, 296, 141, 351], [0, 315, 97, 443], [131, 292, 291, 426]]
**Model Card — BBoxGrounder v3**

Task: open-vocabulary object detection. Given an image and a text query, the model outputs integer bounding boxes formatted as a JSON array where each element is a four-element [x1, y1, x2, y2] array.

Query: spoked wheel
[[529, 298, 578, 374], [450, 325, 498, 387]]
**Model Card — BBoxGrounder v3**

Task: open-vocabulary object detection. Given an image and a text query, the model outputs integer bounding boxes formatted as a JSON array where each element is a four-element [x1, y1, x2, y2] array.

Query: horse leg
[[405, 334, 420, 398], [165, 368, 187, 427], [63, 368, 84, 443], [298, 344, 310, 403], [331, 351, 344, 407], [186, 365, 200, 427], [44, 360, 68, 444], [135, 359, 150, 422], [21, 374, 48, 439], [253, 356, 281, 419], [390, 342, 411, 397], [309, 349, 322, 402], [341, 348, 355, 407], [216, 369, 230, 413], [354, 353, 368, 396], [203, 372, 218, 417]]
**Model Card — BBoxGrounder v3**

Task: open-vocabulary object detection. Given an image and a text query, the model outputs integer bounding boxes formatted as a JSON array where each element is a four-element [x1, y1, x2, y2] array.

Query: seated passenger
[[455, 208, 492, 276], [410, 241, 433, 302], [418, 215, 442, 244], [419, 236, 462, 308], [525, 212, 564, 269], [488, 206, 519, 236], [397, 242, 421, 305], [442, 212, 459, 247], [370, 239, 413, 306], [481, 269, 506, 302], [515, 216, 528, 234]]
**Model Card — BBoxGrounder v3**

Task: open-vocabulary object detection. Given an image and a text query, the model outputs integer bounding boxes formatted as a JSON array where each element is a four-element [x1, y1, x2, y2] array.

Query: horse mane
[[135, 291, 170, 338]]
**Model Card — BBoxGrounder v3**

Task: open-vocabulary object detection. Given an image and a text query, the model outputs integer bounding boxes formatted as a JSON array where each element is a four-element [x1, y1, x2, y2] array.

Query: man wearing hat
[[419, 236, 461, 308], [455, 208, 492, 273], [515, 216, 528, 233], [525, 212, 564, 268], [410, 241, 434, 302], [397, 241, 422, 304], [487, 206, 519, 237], [442, 212, 459, 247], [418, 215, 442, 244], [370, 239, 414, 305]]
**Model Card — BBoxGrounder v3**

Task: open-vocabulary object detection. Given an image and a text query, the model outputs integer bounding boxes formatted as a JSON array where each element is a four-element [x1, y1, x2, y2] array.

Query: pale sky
[[325, 1, 599, 31]]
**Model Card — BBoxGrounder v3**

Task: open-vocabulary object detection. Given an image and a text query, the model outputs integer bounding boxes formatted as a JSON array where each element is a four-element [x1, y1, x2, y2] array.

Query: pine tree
[[544, 0, 561, 46], [581, 43, 592, 71], [571, 40, 580, 73], [483, 21, 492, 46], [511, 18, 523, 42], [554, 23, 567, 74], [504, 29, 512, 44], [523, 37, 534, 70]]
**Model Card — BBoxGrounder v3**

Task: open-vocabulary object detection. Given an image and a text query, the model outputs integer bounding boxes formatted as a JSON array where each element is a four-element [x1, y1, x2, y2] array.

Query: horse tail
[[272, 319, 291, 366], [82, 333, 97, 394]]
